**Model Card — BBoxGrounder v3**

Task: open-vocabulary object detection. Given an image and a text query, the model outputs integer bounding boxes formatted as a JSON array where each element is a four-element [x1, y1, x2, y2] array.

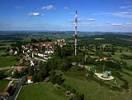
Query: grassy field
[[0, 80, 9, 92], [0, 55, 18, 67], [0, 41, 15, 48], [17, 82, 68, 100], [0, 41, 19, 68], [112, 51, 132, 66], [64, 68, 132, 100]]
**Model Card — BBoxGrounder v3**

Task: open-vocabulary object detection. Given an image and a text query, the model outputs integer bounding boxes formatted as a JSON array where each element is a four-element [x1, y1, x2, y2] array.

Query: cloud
[[68, 17, 96, 25], [124, 23, 132, 28], [93, 11, 132, 19], [42, 5, 55, 10], [111, 23, 123, 26], [112, 11, 132, 18], [64, 6, 69, 10], [29, 12, 40, 16], [79, 22, 96, 26], [120, 5, 132, 9], [120, 6, 127, 9], [78, 18, 96, 22], [126, 23, 132, 25], [87, 18, 96, 21], [107, 23, 132, 28]]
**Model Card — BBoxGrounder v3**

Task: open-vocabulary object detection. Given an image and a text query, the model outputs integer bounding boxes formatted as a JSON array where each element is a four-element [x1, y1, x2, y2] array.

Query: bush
[[70, 92, 84, 100]]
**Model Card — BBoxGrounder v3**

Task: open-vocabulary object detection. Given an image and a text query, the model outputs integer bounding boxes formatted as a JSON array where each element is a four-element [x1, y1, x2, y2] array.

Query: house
[[14, 50, 18, 55], [27, 76, 33, 84], [9, 49, 13, 54], [30, 60, 34, 67], [95, 57, 111, 62], [45, 50, 54, 54], [55, 39, 66, 47]]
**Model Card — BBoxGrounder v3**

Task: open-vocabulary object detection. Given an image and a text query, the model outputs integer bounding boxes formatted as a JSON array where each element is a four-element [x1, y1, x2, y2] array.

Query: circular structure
[[95, 73, 114, 80]]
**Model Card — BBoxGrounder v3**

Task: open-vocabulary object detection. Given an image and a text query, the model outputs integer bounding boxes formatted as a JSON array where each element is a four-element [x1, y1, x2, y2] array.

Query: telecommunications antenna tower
[[74, 10, 78, 56]]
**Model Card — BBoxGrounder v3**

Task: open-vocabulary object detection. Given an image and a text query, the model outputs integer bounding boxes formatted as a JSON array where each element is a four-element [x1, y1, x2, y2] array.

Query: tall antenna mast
[[74, 10, 78, 56]]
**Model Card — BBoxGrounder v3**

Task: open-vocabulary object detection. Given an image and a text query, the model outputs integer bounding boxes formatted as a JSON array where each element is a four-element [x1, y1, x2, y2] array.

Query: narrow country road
[[0, 67, 12, 71]]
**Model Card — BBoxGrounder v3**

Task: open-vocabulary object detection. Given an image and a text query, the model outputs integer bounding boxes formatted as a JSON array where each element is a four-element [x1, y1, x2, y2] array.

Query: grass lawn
[[0, 55, 18, 67], [64, 68, 132, 100], [124, 60, 132, 66], [121, 69, 132, 86], [17, 82, 68, 100], [0, 80, 9, 92], [112, 52, 132, 66], [112, 52, 121, 60], [0, 50, 6, 56]]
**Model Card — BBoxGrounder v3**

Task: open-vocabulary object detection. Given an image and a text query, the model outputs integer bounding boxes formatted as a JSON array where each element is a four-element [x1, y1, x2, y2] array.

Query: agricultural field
[[0, 55, 18, 68], [112, 50, 132, 66], [64, 68, 132, 100], [17, 82, 68, 100], [0, 80, 9, 93], [0, 41, 19, 68]]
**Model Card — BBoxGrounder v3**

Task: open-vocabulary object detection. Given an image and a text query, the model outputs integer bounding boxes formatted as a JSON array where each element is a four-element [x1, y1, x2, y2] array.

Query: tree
[[33, 63, 49, 82], [49, 70, 64, 85], [55, 45, 73, 58], [0, 71, 7, 79], [62, 58, 72, 71], [12, 70, 26, 78], [28, 66, 34, 76]]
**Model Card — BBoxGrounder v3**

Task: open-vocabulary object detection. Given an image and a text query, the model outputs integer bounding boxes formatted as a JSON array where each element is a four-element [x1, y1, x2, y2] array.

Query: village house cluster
[[21, 39, 66, 61], [8, 39, 66, 84]]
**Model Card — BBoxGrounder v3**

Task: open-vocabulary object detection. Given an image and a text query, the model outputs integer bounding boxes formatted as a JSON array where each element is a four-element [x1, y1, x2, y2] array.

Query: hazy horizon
[[0, 0, 132, 32]]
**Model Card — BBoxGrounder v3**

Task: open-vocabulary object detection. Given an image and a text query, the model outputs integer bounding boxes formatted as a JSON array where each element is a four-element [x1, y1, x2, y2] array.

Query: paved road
[[33, 57, 47, 62], [0, 66, 27, 71], [8, 76, 26, 100], [0, 67, 12, 71]]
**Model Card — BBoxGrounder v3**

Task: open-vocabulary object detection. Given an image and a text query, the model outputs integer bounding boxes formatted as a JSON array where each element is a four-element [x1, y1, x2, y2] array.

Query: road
[[8, 76, 26, 100], [0, 66, 27, 71], [0, 67, 12, 71]]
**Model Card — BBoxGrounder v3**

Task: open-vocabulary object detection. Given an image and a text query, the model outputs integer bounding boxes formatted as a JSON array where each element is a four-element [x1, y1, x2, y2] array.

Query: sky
[[0, 0, 132, 32]]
